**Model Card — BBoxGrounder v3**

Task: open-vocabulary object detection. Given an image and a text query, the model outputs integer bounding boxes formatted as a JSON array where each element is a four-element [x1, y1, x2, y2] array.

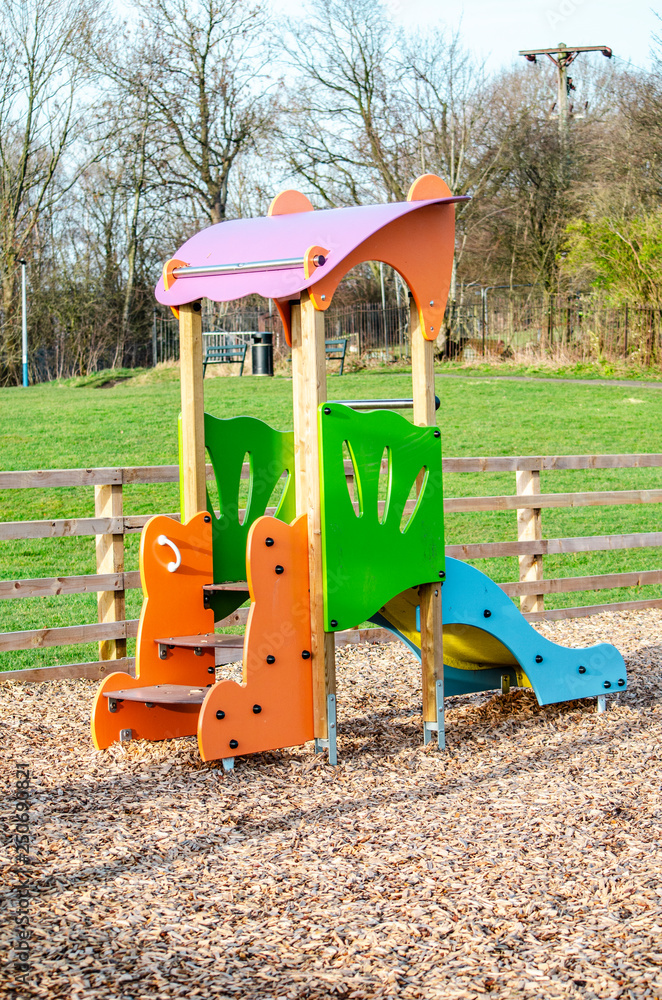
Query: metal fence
[[153, 302, 411, 367], [151, 293, 662, 368], [452, 291, 661, 364]]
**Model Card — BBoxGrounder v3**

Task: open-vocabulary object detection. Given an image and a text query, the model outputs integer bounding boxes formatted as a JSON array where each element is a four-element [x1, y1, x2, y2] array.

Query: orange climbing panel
[[91, 511, 215, 749], [197, 514, 314, 761]]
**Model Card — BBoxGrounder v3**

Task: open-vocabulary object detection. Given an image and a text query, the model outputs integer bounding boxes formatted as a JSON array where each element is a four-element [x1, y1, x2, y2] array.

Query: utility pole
[[19, 259, 28, 387], [519, 43, 612, 135]]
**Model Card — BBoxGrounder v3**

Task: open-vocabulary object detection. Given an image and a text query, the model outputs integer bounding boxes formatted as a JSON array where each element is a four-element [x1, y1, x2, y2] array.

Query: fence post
[[516, 467, 544, 613], [624, 302, 628, 358], [95, 482, 126, 660], [152, 310, 158, 367]]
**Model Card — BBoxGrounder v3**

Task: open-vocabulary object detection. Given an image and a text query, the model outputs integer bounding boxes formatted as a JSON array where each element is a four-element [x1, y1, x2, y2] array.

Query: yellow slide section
[[380, 588, 532, 689]]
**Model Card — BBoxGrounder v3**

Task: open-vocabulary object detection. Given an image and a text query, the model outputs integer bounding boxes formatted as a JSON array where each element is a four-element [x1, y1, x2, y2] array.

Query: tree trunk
[[1, 270, 18, 384]]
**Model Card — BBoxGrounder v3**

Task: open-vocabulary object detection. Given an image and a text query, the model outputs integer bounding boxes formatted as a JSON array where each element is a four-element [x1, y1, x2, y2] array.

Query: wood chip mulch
[[2, 610, 662, 1000]]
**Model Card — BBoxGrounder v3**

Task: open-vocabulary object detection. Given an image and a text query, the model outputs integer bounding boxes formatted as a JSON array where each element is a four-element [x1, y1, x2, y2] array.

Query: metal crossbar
[[173, 253, 326, 279], [334, 395, 441, 411]]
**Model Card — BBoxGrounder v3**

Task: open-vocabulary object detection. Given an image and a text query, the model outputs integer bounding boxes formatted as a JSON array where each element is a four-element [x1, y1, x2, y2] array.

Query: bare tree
[[403, 28, 505, 306], [0, 0, 100, 382], [406, 28, 496, 196], [279, 0, 411, 206], [101, 0, 277, 227]]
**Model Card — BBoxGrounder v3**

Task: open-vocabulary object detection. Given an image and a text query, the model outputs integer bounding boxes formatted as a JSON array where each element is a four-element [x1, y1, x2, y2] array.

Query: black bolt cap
[[266, 655, 276, 664], [216, 710, 225, 720], [618, 678, 625, 686], [433, 429, 441, 438], [323, 406, 331, 414], [229, 739, 239, 749], [252, 705, 262, 714], [301, 650, 311, 659], [204, 515, 211, 523], [439, 571, 445, 579], [578, 665, 586, 674], [535, 654, 543, 663], [330, 619, 338, 628], [483, 609, 491, 618], [275, 565, 284, 574], [207, 666, 215, 674], [265, 537, 274, 547], [604, 681, 611, 689]]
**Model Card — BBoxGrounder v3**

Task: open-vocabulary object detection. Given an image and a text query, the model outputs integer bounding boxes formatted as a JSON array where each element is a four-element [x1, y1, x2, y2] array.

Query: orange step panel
[[198, 514, 314, 761], [91, 512, 216, 749]]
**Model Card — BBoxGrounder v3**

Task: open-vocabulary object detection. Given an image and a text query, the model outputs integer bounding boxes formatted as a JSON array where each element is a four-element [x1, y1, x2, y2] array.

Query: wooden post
[[291, 292, 336, 745], [516, 468, 544, 613], [95, 483, 126, 661], [410, 298, 444, 742], [179, 301, 206, 520]]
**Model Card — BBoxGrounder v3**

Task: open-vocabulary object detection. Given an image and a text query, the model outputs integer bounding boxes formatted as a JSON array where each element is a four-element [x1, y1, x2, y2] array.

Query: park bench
[[325, 337, 348, 375], [203, 342, 247, 377]]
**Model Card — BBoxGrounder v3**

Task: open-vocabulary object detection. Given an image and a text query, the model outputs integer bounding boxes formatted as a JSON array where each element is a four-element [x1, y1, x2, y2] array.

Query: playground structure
[[91, 175, 628, 768]]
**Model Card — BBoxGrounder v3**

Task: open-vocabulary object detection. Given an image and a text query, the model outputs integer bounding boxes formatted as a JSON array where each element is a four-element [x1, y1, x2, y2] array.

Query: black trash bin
[[251, 333, 274, 376]]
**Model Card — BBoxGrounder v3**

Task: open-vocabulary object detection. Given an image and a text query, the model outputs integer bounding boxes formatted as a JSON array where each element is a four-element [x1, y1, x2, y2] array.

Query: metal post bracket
[[314, 693, 338, 765]]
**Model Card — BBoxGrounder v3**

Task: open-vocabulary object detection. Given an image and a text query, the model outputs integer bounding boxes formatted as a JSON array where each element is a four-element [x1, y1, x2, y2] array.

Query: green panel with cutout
[[319, 403, 444, 631], [179, 413, 295, 621]]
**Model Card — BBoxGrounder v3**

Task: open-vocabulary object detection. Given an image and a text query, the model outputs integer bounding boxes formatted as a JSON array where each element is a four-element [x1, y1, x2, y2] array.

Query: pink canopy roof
[[154, 196, 467, 308]]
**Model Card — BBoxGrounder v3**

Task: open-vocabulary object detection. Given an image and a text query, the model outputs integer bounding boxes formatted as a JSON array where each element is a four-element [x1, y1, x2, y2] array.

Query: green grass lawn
[[2, 366, 662, 672]]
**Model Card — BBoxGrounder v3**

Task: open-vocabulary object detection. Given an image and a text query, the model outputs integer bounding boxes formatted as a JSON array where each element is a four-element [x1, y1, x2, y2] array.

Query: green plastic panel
[[319, 402, 444, 632], [179, 413, 295, 621]]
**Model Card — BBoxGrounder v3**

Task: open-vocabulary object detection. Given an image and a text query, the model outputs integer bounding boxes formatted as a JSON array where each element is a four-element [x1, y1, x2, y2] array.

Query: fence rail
[[2, 453, 662, 682]]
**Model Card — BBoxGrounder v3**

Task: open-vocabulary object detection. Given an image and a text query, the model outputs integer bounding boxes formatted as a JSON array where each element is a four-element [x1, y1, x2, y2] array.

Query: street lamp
[[19, 258, 28, 387]]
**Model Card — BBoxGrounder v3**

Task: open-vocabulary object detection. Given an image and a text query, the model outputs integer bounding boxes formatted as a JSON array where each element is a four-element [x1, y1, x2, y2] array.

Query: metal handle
[[157, 534, 181, 573], [333, 395, 441, 412], [172, 254, 325, 279]]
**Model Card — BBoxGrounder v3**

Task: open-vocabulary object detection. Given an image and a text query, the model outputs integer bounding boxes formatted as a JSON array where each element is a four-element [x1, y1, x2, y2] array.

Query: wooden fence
[[2, 453, 662, 684]]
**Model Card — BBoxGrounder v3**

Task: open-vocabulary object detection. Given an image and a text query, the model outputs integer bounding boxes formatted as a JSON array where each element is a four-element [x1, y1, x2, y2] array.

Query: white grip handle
[[157, 534, 181, 573]]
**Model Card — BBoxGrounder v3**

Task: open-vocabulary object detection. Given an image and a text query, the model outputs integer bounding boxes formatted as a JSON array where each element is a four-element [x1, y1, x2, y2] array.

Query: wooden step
[[154, 632, 245, 664], [103, 684, 210, 707], [203, 582, 249, 592], [154, 632, 245, 649]]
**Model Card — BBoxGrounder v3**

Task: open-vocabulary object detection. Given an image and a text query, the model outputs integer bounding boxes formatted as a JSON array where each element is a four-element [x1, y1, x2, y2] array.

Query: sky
[[273, 0, 659, 74]]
